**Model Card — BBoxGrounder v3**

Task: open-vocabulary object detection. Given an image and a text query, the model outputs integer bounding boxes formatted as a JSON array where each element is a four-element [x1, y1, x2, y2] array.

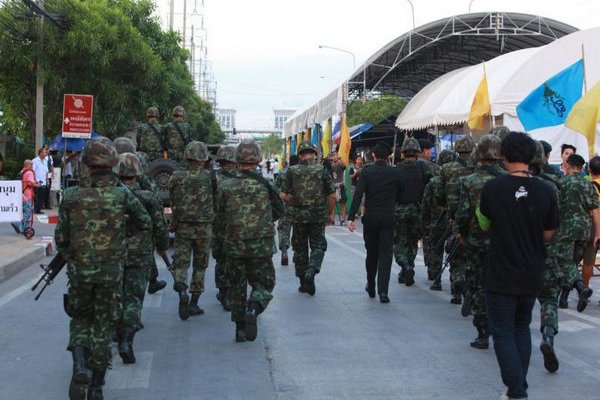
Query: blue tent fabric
[[47, 131, 104, 152], [349, 123, 374, 140]]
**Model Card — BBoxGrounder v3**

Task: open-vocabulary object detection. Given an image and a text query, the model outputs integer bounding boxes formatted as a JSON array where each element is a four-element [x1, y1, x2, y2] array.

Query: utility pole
[[169, 0, 174, 30], [182, 0, 187, 47], [35, 0, 45, 150]]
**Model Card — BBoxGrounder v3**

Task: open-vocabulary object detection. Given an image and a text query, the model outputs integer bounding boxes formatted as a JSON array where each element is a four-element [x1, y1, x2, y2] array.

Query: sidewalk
[[0, 208, 57, 285]]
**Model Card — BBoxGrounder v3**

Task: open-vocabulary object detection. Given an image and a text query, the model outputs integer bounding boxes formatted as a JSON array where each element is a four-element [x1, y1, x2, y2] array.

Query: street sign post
[[61, 94, 93, 139]]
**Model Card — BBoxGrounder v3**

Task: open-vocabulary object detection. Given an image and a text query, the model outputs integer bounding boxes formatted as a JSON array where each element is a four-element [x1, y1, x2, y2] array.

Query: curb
[[0, 239, 53, 286]]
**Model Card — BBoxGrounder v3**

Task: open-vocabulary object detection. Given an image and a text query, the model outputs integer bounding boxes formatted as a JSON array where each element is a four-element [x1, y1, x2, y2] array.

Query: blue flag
[[291, 135, 297, 155], [516, 59, 584, 131], [312, 123, 320, 146]]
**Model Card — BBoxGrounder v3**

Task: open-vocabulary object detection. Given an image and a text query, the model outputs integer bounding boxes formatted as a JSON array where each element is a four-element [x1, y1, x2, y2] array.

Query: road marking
[[559, 320, 595, 333], [106, 351, 153, 389], [556, 349, 600, 381], [561, 308, 600, 327], [0, 273, 44, 309], [143, 291, 163, 308], [325, 234, 365, 257]]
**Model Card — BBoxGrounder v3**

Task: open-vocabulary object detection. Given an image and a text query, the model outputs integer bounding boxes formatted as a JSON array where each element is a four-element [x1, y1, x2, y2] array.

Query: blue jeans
[[486, 291, 536, 399]]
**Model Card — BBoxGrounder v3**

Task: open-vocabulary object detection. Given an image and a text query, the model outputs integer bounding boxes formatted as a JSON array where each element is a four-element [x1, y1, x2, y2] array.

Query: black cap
[[417, 138, 433, 150], [540, 140, 552, 154], [567, 153, 585, 169], [374, 141, 392, 157]]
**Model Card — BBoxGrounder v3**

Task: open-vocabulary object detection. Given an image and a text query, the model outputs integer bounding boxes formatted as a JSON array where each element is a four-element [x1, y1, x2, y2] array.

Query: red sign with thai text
[[62, 94, 94, 139]]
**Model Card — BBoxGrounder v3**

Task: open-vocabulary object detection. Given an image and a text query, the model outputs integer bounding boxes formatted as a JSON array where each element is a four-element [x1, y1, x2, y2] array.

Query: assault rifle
[[160, 252, 176, 280], [31, 252, 67, 300], [434, 235, 461, 282]]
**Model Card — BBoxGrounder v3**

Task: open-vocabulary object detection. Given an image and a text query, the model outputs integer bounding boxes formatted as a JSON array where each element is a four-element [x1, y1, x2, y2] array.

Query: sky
[[154, 0, 600, 129]]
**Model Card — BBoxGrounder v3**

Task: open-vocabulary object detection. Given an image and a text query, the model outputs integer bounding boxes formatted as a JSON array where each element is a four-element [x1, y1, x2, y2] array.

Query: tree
[[347, 95, 408, 126], [260, 134, 284, 159]]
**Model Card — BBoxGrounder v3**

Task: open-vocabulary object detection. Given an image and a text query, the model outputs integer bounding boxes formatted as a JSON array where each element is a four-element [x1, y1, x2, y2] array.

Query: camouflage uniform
[[216, 140, 284, 342], [169, 141, 214, 319], [136, 107, 164, 161], [163, 106, 191, 162], [275, 166, 293, 252], [417, 155, 438, 271], [55, 139, 151, 399], [281, 142, 335, 294], [455, 135, 503, 349]]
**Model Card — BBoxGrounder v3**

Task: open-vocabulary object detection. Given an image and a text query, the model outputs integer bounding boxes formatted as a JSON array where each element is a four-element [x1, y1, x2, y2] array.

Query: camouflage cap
[[184, 141, 209, 161], [135, 151, 149, 174], [455, 135, 476, 153], [476, 134, 502, 160], [236, 140, 262, 164], [437, 149, 457, 166], [117, 152, 142, 177], [216, 145, 237, 163], [530, 140, 545, 167], [114, 137, 136, 154], [297, 141, 317, 155], [172, 105, 185, 117], [82, 138, 118, 167], [490, 125, 510, 139], [146, 107, 160, 118], [401, 137, 421, 153]]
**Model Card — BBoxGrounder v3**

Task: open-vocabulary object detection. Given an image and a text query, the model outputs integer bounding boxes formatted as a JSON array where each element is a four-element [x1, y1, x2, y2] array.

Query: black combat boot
[[189, 293, 205, 316], [540, 325, 559, 373], [217, 288, 232, 311], [558, 288, 569, 309], [365, 282, 376, 298], [450, 286, 462, 304], [298, 276, 307, 293], [398, 268, 406, 284], [235, 321, 246, 342], [430, 279, 442, 291], [304, 268, 317, 295], [174, 284, 190, 320], [147, 278, 167, 294], [461, 289, 472, 317], [87, 368, 106, 400], [404, 266, 415, 287], [281, 249, 289, 266], [469, 327, 489, 349], [245, 302, 263, 342], [574, 281, 593, 312], [118, 327, 136, 364], [68, 346, 90, 400], [427, 269, 435, 281]]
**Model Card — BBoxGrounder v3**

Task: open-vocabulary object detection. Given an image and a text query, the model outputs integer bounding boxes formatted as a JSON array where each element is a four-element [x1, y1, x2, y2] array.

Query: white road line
[[0, 273, 44, 309], [559, 320, 595, 333], [561, 308, 600, 327], [556, 349, 600, 381], [143, 291, 163, 308], [106, 351, 154, 389]]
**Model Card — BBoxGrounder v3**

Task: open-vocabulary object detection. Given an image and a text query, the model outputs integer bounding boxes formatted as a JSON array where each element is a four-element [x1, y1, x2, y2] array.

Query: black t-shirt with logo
[[480, 174, 559, 295]]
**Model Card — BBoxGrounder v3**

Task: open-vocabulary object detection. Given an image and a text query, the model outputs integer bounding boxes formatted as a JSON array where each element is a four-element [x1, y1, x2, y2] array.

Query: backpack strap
[[172, 122, 189, 147]]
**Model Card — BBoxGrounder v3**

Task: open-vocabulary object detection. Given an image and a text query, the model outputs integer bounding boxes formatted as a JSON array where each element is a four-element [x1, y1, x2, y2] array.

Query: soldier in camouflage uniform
[[114, 137, 167, 295], [281, 141, 335, 296], [213, 145, 237, 311], [417, 138, 438, 272], [540, 140, 563, 179], [55, 139, 151, 400], [456, 135, 504, 350], [116, 153, 169, 364], [136, 106, 165, 161], [556, 154, 598, 312], [163, 106, 191, 162], [394, 138, 433, 286], [216, 140, 284, 342], [421, 149, 456, 290], [169, 141, 214, 320], [438, 134, 475, 304], [275, 154, 299, 266]]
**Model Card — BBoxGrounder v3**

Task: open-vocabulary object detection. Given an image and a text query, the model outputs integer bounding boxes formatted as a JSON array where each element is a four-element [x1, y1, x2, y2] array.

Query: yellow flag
[[304, 130, 311, 142], [321, 120, 331, 157], [566, 81, 600, 158], [338, 114, 351, 166], [468, 66, 491, 131], [286, 138, 291, 160]]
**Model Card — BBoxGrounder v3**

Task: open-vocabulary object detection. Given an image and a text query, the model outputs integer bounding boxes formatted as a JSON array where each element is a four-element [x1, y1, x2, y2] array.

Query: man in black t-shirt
[[478, 132, 559, 400]]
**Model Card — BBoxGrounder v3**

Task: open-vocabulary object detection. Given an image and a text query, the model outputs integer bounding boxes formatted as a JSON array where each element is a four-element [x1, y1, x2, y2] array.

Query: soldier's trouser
[[67, 280, 122, 369], [213, 237, 230, 290], [465, 245, 487, 330], [148, 257, 159, 282], [393, 204, 421, 269], [229, 257, 275, 322], [120, 265, 149, 330], [422, 235, 431, 267], [538, 266, 561, 333], [449, 244, 467, 293], [292, 221, 327, 277], [363, 210, 394, 295], [277, 211, 292, 251], [557, 240, 586, 289], [173, 236, 211, 294]]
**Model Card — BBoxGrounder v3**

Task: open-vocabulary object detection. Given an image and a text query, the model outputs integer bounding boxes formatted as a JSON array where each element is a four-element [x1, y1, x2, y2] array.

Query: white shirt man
[[32, 149, 49, 186]]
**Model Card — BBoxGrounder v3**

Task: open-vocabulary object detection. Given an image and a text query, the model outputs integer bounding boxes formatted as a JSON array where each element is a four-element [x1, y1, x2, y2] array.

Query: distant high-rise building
[[215, 108, 236, 132], [273, 109, 296, 132]]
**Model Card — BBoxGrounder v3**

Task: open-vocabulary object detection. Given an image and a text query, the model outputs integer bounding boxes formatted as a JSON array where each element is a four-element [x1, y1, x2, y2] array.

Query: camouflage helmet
[[146, 106, 160, 118], [117, 152, 142, 177], [297, 140, 317, 155], [172, 105, 185, 117], [530, 140, 545, 167], [490, 125, 510, 139], [236, 140, 262, 164], [114, 137, 136, 154], [184, 141, 209, 161], [401, 137, 421, 153], [455, 135, 476, 153], [135, 151, 149, 174], [437, 149, 457, 166], [82, 138, 118, 167], [216, 145, 237, 163], [476, 134, 502, 160]]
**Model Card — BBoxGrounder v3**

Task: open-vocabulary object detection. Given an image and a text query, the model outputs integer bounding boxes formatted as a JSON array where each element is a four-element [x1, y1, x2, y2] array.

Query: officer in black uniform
[[348, 142, 402, 303]]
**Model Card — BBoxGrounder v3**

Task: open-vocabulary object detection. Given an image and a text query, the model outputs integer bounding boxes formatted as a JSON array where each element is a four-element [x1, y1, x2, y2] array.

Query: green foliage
[[260, 134, 284, 159], [347, 95, 408, 126], [0, 0, 223, 144]]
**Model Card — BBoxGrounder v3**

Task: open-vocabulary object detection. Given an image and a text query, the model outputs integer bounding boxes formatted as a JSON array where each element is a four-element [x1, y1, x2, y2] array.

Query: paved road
[[1, 224, 599, 399]]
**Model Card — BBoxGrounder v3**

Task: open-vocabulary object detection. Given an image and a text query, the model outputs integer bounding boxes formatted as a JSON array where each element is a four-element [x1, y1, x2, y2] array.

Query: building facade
[[273, 109, 296, 132]]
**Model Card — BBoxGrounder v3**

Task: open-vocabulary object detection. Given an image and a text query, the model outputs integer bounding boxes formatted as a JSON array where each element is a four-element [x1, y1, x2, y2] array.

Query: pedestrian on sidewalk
[[348, 142, 401, 303], [477, 132, 560, 400], [32, 147, 49, 214], [11, 160, 38, 236]]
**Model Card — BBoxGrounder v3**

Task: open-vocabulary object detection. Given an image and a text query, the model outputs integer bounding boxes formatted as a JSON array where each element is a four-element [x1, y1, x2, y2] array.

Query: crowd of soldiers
[[136, 105, 193, 163]]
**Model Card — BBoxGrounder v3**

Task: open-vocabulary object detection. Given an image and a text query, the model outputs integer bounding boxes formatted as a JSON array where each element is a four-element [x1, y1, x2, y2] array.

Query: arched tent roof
[[396, 47, 541, 130], [283, 11, 577, 138], [348, 12, 578, 98]]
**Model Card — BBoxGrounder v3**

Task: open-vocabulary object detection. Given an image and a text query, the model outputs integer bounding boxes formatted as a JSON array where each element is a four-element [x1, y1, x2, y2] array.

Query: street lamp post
[[468, 0, 477, 13], [318, 45, 356, 69], [405, 0, 415, 30]]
